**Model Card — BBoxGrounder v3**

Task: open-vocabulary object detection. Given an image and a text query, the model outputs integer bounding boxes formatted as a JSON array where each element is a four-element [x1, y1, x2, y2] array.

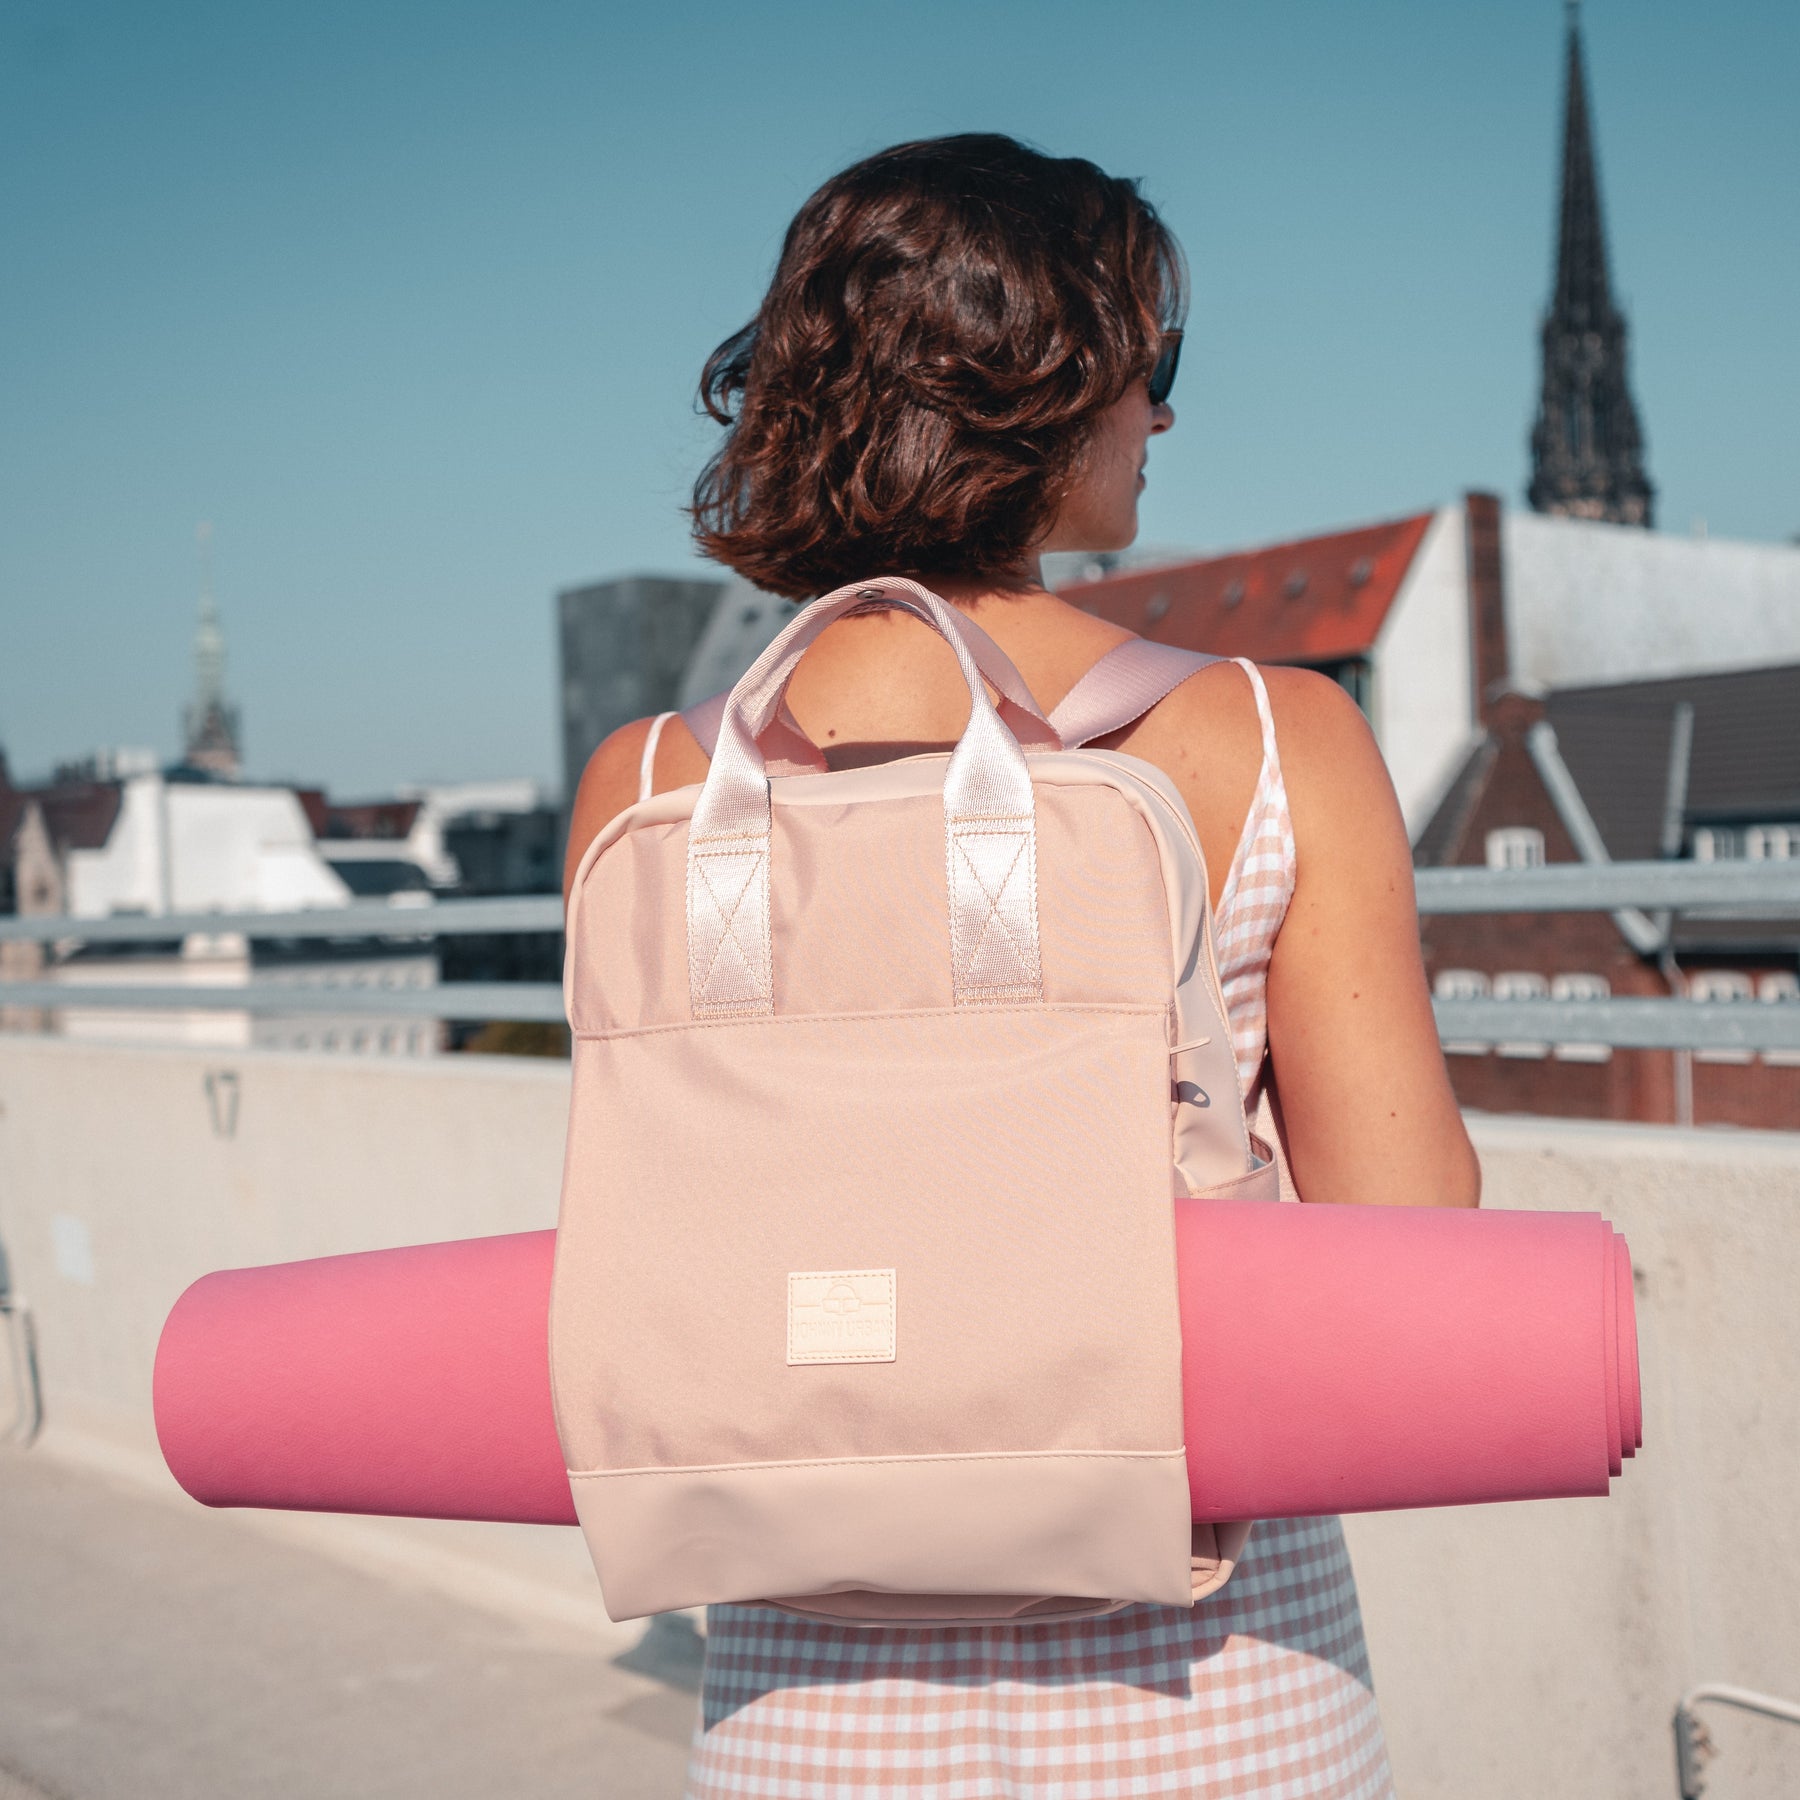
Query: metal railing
[[1673, 1682, 1800, 1798], [0, 894, 566, 1023], [1415, 860, 1800, 1052], [0, 894, 561, 944], [1, 861, 1796, 1049], [0, 1240, 43, 1447], [1413, 859, 1800, 914]]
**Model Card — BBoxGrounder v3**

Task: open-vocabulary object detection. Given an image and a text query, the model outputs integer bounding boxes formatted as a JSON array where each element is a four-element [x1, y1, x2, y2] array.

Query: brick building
[[1063, 501, 1800, 1130], [1414, 668, 1800, 1129]]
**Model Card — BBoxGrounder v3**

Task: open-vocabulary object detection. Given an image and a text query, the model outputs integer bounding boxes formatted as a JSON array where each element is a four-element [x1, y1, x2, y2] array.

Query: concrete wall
[[0, 1038, 601, 1632], [1347, 1113, 1800, 1799], [3, 1036, 1798, 1795], [0, 1039, 570, 1425]]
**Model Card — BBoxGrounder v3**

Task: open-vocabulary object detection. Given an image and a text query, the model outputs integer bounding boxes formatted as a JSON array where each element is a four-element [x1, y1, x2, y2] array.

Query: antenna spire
[[181, 520, 243, 777]]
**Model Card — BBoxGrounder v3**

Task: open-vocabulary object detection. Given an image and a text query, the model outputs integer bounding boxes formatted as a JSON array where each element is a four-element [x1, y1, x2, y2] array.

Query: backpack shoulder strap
[[1049, 639, 1222, 748], [680, 691, 728, 758], [687, 634, 1219, 757]]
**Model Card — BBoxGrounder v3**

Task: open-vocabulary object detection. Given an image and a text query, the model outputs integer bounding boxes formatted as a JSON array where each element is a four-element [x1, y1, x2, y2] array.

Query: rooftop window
[[1486, 827, 1546, 870], [1493, 970, 1550, 1059], [1690, 969, 1756, 1064], [1551, 972, 1612, 1063], [1746, 825, 1797, 861]]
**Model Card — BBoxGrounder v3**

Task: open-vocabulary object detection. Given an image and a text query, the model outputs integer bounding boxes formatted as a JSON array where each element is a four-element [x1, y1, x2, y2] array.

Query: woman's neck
[[782, 562, 1131, 765], [897, 563, 1047, 609]]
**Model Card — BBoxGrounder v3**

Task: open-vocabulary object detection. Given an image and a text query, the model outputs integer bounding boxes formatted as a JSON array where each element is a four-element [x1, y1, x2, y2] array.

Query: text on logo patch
[[787, 1269, 896, 1365]]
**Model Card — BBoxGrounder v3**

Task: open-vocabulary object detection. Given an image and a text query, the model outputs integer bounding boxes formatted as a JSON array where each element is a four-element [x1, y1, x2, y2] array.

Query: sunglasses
[[1147, 330, 1183, 406]]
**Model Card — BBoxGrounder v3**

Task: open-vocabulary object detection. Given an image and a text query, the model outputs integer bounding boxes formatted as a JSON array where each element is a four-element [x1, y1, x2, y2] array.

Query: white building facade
[[35, 775, 440, 1054]]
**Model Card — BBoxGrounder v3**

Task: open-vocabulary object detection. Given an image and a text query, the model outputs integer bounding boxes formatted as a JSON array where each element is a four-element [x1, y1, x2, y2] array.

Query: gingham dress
[[686, 661, 1395, 1799]]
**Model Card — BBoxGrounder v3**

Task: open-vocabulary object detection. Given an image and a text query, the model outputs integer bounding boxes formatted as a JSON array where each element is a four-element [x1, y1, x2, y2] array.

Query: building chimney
[[1464, 491, 1510, 726]]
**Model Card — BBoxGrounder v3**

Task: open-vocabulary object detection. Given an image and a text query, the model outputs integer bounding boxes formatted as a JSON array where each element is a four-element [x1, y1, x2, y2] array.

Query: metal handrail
[[0, 894, 562, 944], [1434, 996, 1800, 1053], [0, 980, 566, 1023], [1673, 1683, 1800, 1798], [1414, 860, 1800, 913], [0, 864, 1795, 1038], [0, 984, 1795, 1047], [0, 861, 1793, 949]]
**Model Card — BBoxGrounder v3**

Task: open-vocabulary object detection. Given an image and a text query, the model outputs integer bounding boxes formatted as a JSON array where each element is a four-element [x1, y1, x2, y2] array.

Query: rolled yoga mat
[[155, 1230, 576, 1526], [1174, 1200, 1640, 1520], [154, 1202, 1640, 1527]]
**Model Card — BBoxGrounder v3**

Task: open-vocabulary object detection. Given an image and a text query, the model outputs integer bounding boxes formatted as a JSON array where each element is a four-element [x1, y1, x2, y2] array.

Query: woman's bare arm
[[1261, 668, 1480, 1207], [562, 719, 652, 903]]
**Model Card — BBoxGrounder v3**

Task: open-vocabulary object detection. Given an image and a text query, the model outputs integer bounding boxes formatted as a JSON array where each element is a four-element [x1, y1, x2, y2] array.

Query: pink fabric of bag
[[553, 577, 1267, 1624]]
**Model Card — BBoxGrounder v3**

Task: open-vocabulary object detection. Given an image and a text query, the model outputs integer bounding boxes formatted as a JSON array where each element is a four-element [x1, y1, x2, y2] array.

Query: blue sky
[[2, 0, 1795, 794]]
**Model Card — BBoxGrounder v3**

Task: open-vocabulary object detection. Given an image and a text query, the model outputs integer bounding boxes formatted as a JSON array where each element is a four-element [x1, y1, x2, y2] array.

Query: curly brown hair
[[690, 134, 1185, 599]]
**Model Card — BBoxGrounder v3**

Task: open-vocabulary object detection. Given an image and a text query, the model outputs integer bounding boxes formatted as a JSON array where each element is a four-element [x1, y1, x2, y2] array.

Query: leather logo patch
[[787, 1269, 896, 1365]]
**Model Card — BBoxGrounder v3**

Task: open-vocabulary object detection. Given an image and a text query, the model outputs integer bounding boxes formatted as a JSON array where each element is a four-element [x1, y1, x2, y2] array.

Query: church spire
[[1527, 3, 1655, 527], [181, 521, 243, 778]]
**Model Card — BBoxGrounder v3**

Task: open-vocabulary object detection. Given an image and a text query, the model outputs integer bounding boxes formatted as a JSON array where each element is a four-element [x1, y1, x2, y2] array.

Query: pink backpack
[[553, 577, 1274, 1626]]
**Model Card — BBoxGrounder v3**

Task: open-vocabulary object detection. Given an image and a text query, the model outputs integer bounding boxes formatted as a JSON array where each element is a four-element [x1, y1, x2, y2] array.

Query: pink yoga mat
[[1174, 1200, 1640, 1521], [155, 1231, 575, 1526], [154, 1204, 1639, 1527]]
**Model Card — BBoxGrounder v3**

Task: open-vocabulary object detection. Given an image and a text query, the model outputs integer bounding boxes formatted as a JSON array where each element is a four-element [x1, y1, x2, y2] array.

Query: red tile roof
[[1062, 510, 1436, 664]]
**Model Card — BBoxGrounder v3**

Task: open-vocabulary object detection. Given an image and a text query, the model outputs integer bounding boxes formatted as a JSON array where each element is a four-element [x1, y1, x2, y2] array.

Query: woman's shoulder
[[562, 713, 712, 898], [1105, 657, 1389, 901], [1248, 665, 1397, 847], [1135, 659, 1386, 801]]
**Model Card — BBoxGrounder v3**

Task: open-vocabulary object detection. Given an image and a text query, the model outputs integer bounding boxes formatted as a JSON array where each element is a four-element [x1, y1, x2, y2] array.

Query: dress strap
[[1211, 657, 1298, 1109], [1049, 639, 1222, 747], [1217, 657, 1291, 896], [1214, 654, 1295, 931], [638, 711, 674, 803], [1230, 657, 1282, 781]]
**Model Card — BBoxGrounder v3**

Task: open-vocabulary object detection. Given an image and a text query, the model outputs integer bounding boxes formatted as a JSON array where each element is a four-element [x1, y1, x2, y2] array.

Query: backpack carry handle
[[699, 581, 1059, 773], [686, 577, 1049, 1018]]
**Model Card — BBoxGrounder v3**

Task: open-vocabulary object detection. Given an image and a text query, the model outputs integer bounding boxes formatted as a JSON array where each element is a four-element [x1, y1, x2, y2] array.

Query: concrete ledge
[[4, 1037, 1799, 1797], [1346, 1110, 1800, 1800]]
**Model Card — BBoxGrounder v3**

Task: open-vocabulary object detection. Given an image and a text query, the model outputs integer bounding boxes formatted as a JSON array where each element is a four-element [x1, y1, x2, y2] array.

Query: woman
[[567, 134, 1479, 1800]]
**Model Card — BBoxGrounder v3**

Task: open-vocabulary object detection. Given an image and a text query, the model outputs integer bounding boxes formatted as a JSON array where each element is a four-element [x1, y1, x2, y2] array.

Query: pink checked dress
[[682, 658, 1396, 1799]]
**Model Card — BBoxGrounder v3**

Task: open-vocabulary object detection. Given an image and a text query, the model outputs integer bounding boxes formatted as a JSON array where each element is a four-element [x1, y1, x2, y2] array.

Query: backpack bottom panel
[[571, 1446, 1192, 1622]]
